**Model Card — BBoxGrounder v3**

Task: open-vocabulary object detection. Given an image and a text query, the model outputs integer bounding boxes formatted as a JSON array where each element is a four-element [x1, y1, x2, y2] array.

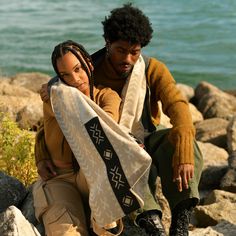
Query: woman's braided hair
[[51, 40, 94, 100]]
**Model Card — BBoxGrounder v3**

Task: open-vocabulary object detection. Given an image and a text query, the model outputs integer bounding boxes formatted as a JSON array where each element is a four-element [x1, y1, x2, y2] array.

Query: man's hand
[[37, 159, 57, 181], [173, 164, 194, 192], [39, 83, 49, 102]]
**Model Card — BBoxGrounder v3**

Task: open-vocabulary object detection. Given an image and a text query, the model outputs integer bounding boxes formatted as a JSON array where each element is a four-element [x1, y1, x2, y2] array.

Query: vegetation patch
[[0, 112, 37, 186]]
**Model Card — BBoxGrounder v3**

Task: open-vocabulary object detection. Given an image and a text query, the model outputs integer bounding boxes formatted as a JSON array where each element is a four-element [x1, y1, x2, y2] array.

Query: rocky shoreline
[[0, 72, 236, 236]]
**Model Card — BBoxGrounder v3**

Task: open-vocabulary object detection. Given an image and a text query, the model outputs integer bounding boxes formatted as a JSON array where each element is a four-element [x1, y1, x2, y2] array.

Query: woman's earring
[[105, 42, 110, 56], [106, 46, 109, 56]]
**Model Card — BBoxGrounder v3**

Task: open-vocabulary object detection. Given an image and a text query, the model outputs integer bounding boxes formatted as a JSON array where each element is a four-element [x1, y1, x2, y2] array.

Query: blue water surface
[[0, 0, 235, 89]]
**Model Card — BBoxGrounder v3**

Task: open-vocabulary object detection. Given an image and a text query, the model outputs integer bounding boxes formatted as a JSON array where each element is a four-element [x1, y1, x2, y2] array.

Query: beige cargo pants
[[33, 169, 90, 236]]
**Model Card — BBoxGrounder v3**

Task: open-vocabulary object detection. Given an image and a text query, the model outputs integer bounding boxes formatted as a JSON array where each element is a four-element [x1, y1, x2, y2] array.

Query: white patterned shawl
[[119, 55, 148, 142], [50, 81, 151, 233]]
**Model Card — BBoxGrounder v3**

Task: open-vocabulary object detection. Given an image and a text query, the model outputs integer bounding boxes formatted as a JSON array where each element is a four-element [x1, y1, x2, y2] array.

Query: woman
[[33, 40, 121, 236]]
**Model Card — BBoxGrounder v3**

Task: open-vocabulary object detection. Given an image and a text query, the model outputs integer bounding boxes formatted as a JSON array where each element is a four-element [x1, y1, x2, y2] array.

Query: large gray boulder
[[0, 172, 27, 213]]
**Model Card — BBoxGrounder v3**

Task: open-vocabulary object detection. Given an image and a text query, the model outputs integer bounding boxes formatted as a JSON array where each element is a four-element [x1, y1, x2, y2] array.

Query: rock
[[194, 81, 236, 120], [197, 141, 228, 168], [220, 151, 236, 193], [0, 172, 27, 213], [203, 189, 236, 205], [0, 81, 43, 130], [189, 220, 236, 236], [159, 102, 204, 128], [16, 103, 43, 130], [228, 150, 236, 169], [193, 190, 236, 227], [189, 103, 204, 124], [0, 206, 40, 236], [224, 89, 236, 97], [227, 115, 236, 153], [0, 76, 11, 81], [176, 83, 195, 101], [0, 80, 36, 97], [220, 169, 236, 193], [195, 118, 229, 149], [199, 165, 228, 190], [10, 72, 51, 93], [197, 141, 229, 190], [220, 168, 236, 192]]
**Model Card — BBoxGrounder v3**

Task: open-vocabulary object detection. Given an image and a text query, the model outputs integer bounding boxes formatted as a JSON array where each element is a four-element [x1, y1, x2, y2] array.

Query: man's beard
[[120, 70, 131, 79], [107, 56, 133, 78]]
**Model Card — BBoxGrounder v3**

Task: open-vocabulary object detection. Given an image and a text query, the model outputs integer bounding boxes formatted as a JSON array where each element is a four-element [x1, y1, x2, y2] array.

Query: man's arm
[[39, 76, 59, 102], [94, 86, 121, 123], [39, 83, 49, 102], [147, 58, 195, 192]]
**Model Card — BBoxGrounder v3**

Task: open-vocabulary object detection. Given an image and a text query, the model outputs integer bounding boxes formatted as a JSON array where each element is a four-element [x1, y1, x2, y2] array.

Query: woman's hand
[[173, 164, 194, 192], [37, 159, 57, 181]]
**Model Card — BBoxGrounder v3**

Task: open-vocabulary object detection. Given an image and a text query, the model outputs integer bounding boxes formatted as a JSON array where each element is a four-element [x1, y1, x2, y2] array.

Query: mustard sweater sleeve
[[146, 58, 195, 167]]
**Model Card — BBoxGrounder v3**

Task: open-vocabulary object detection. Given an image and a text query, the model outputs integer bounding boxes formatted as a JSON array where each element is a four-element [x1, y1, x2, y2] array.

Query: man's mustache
[[119, 62, 132, 66]]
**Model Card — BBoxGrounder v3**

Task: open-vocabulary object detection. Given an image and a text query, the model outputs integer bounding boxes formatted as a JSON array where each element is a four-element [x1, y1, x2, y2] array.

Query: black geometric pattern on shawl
[[85, 117, 141, 214]]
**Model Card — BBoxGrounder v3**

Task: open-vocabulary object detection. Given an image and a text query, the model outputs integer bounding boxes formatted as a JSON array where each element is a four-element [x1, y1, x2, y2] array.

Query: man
[[38, 4, 203, 236]]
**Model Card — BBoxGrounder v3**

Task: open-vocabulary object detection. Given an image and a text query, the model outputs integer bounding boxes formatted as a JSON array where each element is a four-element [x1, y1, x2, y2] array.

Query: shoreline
[[0, 70, 236, 93]]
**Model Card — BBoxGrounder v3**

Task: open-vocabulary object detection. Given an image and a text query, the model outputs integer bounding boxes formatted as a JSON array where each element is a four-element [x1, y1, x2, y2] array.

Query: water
[[0, 0, 235, 89]]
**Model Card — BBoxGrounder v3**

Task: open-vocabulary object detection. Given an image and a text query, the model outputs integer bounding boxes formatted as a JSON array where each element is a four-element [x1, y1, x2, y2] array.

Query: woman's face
[[56, 51, 90, 96]]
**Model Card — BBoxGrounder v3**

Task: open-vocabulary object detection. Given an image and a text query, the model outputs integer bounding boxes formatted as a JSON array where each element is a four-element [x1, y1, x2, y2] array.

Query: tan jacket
[[35, 86, 121, 166]]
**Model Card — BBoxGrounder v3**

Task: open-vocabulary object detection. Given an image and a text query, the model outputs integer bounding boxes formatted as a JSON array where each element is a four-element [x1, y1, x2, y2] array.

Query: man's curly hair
[[102, 3, 153, 47]]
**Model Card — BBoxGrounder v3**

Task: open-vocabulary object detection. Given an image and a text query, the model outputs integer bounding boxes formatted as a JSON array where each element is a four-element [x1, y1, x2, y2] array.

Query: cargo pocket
[[32, 179, 49, 222], [45, 205, 82, 236]]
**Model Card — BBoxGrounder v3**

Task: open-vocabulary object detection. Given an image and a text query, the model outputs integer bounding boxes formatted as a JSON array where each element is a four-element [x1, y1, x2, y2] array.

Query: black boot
[[169, 200, 195, 236], [136, 210, 166, 236]]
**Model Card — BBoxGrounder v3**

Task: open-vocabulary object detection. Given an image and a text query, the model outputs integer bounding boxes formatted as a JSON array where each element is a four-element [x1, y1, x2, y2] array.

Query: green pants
[[142, 127, 203, 212]]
